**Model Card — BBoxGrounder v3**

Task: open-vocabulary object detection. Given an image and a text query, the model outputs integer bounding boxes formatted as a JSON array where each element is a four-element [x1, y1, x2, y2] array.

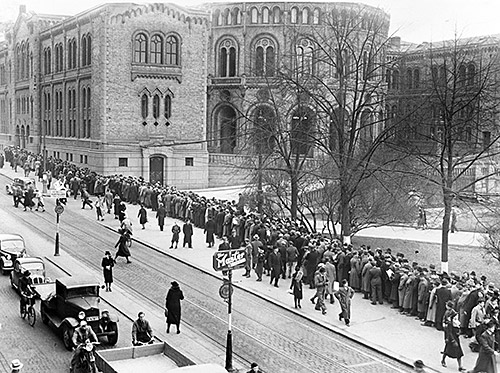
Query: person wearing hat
[[441, 300, 466, 371], [101, 251, 114, 292], [335, 279, 355, 326], [71, 320, 98, 371], [165, 281, 184, 334], [469, 320, 498, 373], [413, 360, 426, 372], [19, 270, 34, 316], [10, 359, 23, 373], [246, 362, 262, 373]]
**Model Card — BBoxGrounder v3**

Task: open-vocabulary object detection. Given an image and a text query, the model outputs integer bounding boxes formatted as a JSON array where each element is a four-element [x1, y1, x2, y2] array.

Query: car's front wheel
[[62, 324, 74, 351]]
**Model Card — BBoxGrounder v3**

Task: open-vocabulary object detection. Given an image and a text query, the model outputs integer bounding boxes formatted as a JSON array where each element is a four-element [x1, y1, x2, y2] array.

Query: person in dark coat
[[170, 222, 180, 249], [138, 204, 148, 229], [469, 320, 497, 373], [368, 263, 383, 305], [435, 279, 452, 331], [165, 281, 184, 334], [114, 231, 131, 263], [335, 279, 355, 326], [204, 216, 216, 247], [290, 266, 303, 308], [101, 251, 114, 292], [156, 203, 166, 231], [441, 301, 465, 371], [268, 247, 282, 287], [182, 219, 193, 248]]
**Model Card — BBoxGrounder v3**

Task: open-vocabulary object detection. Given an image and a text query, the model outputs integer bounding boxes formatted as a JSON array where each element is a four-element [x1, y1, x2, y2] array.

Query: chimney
[[19, 5, 26, 14]]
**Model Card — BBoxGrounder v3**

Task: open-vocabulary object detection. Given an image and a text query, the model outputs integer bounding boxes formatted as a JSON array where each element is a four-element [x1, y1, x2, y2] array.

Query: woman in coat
[[101, 251, 114, 292], [165, 281, 184, 334], [335, 279, 355, 326], [361, 259, 373, 299], [138, 204, 148, 229], [289, 266, 303, 309], [156, 203, 166, 231], [348, 252, 361, 291], [441, 301, 465, 371], [114, 231, 131, 263]]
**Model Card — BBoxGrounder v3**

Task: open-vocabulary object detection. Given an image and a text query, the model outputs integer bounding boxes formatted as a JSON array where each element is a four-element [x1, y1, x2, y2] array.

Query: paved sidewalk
[[0, 166, 487, 372]]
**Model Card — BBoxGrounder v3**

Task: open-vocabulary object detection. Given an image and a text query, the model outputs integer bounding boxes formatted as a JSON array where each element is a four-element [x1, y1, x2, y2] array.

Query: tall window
[[219, 39, 237, 77], [290, 7, 298, 23], [406, 68, 413, 89], [302, 8, 309, 24], [413, 68, 420, 89], [141, 94, 148, 119], [254, 38, 275, 77], [82, 88, 87, 138], [44, 48, 51, 75], [273, 7, 280, 23], [165, 35, 179, 65], [251, 7, 258, 23], [291, 107, 314, 155], [153, 94, 160, 119], [67, 39, 77, 69], [134, 33, 148, 63], [296, 39, 314, 75], [253, 106, 276, 154], [467, 63, 475, 85], [85, 88, 91, 138], [262, 7, 269, 23], [68, 89, 73, 137], [313, 8, 320, 24], [82, 36, 87, 66], [459, 64, 467, 87], [87, 35, 92, 65], [150, 35, 163, 64], [164, 95, 172, 119]]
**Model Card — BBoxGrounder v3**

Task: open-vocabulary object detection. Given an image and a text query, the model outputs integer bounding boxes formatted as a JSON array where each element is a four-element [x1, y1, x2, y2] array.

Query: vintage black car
[[10, 257, 49, 292], [6, 177, 36, 195], [0, 234, 27, 274], [40, 275, 119, 350]]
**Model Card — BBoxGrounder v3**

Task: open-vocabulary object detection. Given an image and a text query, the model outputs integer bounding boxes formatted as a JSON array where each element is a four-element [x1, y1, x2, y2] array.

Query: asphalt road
[[0, 172, 413, 373]]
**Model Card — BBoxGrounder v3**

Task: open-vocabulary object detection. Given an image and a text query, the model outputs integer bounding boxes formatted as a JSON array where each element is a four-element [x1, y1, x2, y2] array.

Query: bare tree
[[389, 35, 500, 272]]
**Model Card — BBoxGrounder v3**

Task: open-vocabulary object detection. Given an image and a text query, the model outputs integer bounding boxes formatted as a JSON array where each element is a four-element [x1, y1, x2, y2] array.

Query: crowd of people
[[4, 146, 500, 372]]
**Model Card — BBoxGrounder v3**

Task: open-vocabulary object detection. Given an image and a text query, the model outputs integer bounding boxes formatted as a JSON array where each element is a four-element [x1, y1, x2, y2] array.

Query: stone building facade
[[0, 3, 209, 188]]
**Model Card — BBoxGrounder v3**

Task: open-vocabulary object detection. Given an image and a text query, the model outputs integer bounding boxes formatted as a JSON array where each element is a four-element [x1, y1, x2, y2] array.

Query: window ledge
[[131, 63, 182, 83]]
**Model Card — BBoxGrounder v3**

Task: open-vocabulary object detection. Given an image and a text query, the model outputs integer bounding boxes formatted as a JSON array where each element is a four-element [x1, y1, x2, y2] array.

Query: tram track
[[1, 178, 413, 372]]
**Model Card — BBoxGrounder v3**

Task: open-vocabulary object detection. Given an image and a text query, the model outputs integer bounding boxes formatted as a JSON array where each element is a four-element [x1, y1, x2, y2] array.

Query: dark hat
[[251, 363, 258, 368], [413, 360, 425, 368], [105, 251, 111, 256], [171, 281, 179, 288], [429, 264, 436, 270]]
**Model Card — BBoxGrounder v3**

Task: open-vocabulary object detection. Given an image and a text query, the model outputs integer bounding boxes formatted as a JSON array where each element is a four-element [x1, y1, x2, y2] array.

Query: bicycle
[[20, 293, 36, 327]]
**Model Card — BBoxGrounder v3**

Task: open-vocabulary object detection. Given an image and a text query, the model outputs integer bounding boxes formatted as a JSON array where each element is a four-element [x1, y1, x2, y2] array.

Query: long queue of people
[[4, 146, 499, 372]]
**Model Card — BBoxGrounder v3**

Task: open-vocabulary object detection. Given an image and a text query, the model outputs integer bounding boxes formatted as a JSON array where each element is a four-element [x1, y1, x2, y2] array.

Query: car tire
[[107, 323, 119, 345], [62, 324, 74, 351], [0, 260, 6, 276]]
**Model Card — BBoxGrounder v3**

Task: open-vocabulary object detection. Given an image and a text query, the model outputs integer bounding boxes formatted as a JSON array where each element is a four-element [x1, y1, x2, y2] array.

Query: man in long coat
[[182, 219, 193, 248], [204, 216, 216, 247], [435, 279, 452, 331], [470, 320, 498, 373]]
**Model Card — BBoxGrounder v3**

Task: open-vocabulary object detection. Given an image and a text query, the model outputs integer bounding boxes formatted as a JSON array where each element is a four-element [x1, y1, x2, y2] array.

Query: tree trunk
[[441, 190, 452, 274], [290, 174, 298, 219], [340, 184, 351, 243]]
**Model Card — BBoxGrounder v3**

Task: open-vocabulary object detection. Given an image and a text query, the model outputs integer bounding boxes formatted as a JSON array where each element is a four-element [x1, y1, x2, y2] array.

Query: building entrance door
[[149, 156, 164, 185]]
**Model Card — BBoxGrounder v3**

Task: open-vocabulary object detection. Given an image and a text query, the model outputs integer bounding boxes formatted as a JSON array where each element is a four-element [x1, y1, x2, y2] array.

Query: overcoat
[[335, 285, 355, 320], [165, 286, 185, 325], [471, 329, 497, 373]]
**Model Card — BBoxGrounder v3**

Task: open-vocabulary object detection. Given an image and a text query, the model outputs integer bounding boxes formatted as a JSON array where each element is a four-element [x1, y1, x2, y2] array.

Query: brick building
[[0, 3, 209, 188]]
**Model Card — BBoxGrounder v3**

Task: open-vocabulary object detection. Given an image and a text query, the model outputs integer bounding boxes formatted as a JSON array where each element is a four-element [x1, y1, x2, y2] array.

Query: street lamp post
[[54, 199, 64, 256], [225, 269, 234, 372]]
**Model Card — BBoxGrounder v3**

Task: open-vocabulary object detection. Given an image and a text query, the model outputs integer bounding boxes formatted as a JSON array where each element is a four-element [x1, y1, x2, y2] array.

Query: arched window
[[86, 88, 91, 138], [82, 35, 87, 66], [234, 8, 241, 24], [313, 8, 320, 24], [153, 94, 160, 119], [413, 68, 420, 89], [459, 64, 467, 86], [164, 95, 172, 119], [467, 63, 475, 85], [213, 10, 220, 25], [166, 35, 179, 65], [150, 34, 163, 64], [141, 94, 148, 119], [296, 39, 314, 75], [82, 88, 87, 138], [218, 39, 237, 77], [392, 69, 399, 90], [134, 33, 148, 63], [218, 12, 224, 26], [251, 7, 258, 23], [253, 106, 276, 154], [291, 107, 314, 155], [302, 8, 309, 24], [87, 35, 92, 65], [254, 38, 275, 77], [20, 44, 25, 79], [273, 7, 281, 23], [290, 7, 298, 23], [406, 68, 413, 89], [72, 39, 77, 69], [226, 9, 232, 25], [385, 69, 391, 88], [217, 105, 237, 154], [262, 7, 269, 23]]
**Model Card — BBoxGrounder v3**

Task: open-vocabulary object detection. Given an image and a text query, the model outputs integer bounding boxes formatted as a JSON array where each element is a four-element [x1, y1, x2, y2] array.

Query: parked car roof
[[56, 275, 100, 289], [0, 233, 24, 241], [15, 257, 43, 265]]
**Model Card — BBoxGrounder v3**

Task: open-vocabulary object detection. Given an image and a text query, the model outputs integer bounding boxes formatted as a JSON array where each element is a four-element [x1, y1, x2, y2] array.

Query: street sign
[[213, 249, 246, 271], [54, 205, 64, 215], [43, 189, 67, 198], [219, 283, 233, 299]]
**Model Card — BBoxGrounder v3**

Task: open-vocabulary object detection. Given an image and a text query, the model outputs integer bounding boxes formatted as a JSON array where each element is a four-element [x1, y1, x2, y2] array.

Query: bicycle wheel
[[20, 303, 27, 319], [28, 306, 36, 327]]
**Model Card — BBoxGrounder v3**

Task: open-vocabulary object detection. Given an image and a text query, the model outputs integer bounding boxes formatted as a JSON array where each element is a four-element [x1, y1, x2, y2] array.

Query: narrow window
[[255, 46, 264, 76], [251, 8, 258, 23], [82, 36, 87, 66], [153, 94, 160, 119], [302, 8, 309, 24], [291, 7, 298, 23], [164, 95, 172, 119], [87, 35, 92, 65], [228, 47, 236, 77], [313, 8, 320, 24], [141, 94, 148, 119], [262, 8, 269, 23]]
